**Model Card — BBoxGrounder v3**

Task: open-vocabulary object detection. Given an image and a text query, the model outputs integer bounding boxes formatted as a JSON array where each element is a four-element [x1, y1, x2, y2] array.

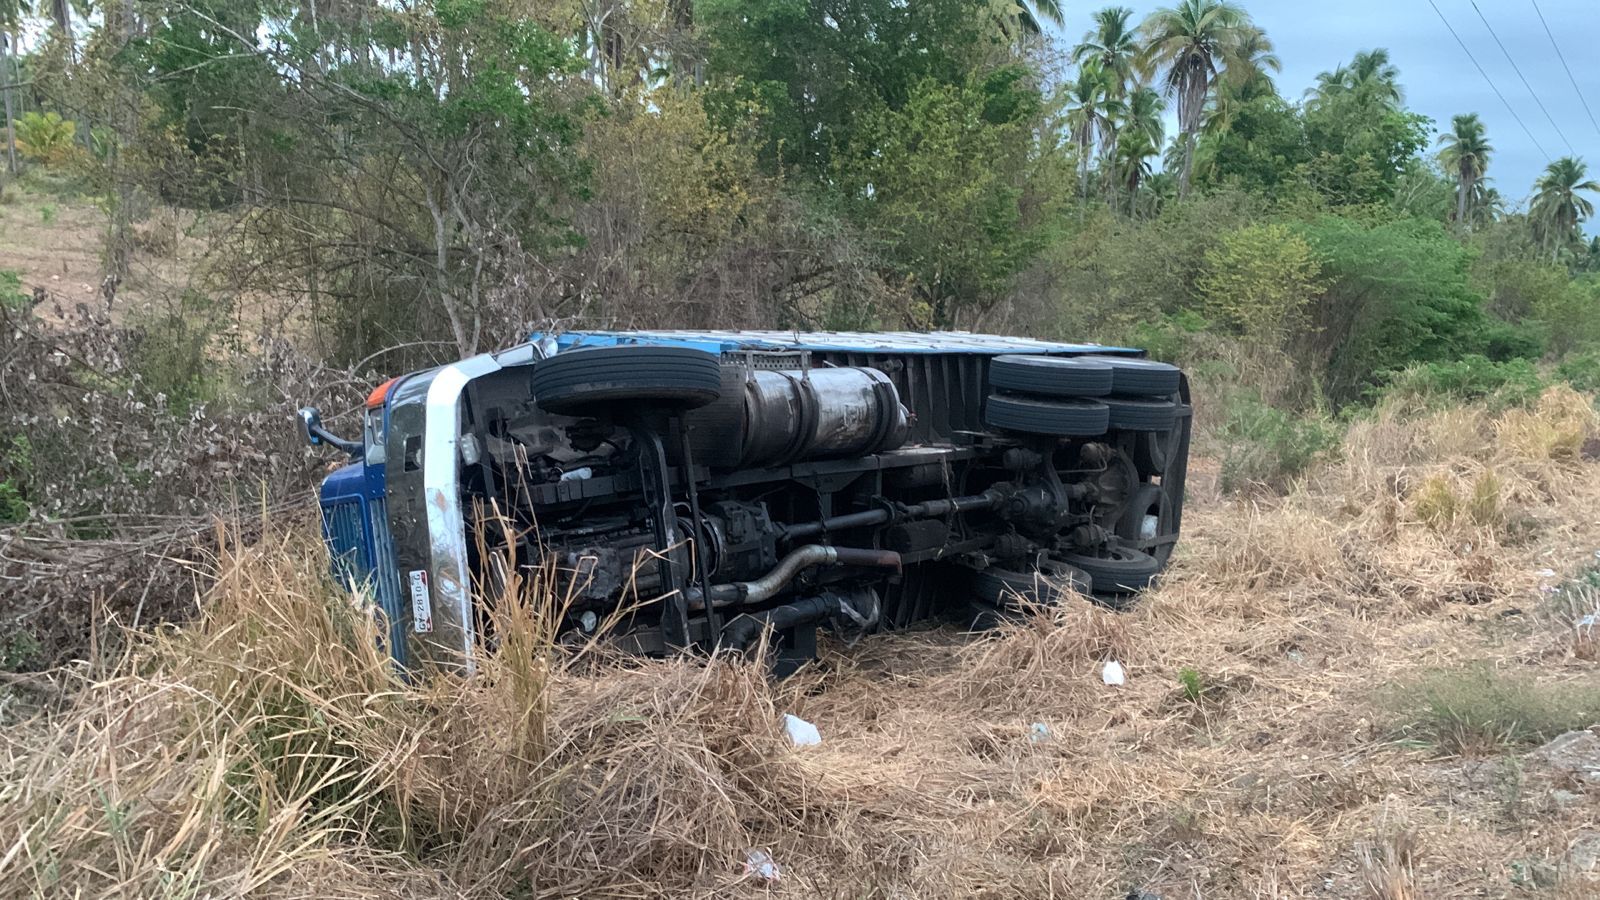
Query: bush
[[1556, 348, 1600, 394], [1195, 222, 1323, 346], [1124, 310, 1211, 364], [1388, 663, 1600, 756], [1382, 355, 1546, 410], [0, 270, 28, 311], [12, 111, 78, 166], [1216, 394, 1339, 493]]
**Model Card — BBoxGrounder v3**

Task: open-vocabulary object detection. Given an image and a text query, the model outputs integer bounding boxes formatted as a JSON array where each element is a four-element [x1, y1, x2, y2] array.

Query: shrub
[[1215, 395, 1339, 493], [1382, 355, 1546, 410], [1388, 663, 1600, 755], [1556, 348, 1600, 394], [1411, 470, 1503, 531], [1195, 222, 1323, 347], [0, 270, 28, 311], [0, 477, 26, 523], [1124, 309, 1211, 364], [12, 111, 78, 166]]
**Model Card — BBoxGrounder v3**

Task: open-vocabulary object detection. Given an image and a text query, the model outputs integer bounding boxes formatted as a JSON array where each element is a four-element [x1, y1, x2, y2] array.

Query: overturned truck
[[304, 331, 1192, 673]]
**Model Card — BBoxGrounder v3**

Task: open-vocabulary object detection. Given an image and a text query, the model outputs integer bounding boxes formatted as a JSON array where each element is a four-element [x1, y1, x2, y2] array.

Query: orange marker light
[[366, 377, 397, 409]]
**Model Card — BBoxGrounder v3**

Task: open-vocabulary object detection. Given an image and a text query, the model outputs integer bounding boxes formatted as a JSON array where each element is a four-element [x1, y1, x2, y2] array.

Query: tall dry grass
[[5, 385, 1600, 898]]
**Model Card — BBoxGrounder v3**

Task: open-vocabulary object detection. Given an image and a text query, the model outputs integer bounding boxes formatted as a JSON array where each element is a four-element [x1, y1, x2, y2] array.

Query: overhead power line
[[1423, 0, 1551, 162], [1467, 0, 1573, 154], [1529, 0, 1600, 144]]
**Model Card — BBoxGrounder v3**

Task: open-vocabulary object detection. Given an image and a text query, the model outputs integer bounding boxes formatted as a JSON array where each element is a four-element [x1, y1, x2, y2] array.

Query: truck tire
[[988, 355, 1114, 397], [985, 394, 1109, 437], [1104, 397, 1180, 431], [533, 345, 723, 414], [1056, 545, 1162, 594], [1079, 356, 1181, 397], [971, 561, 1091, 607]]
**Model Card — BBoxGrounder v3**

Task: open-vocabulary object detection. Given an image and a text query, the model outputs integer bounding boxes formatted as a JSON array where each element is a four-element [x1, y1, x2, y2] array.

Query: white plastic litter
[[1028, 722, 1052, 743], [1101, 660, 1127, 686], [743, 849, 781, 883], [783, 714, 821, 746], [1577, 613, 1599, 631], [1537, 568, 1558, 578]]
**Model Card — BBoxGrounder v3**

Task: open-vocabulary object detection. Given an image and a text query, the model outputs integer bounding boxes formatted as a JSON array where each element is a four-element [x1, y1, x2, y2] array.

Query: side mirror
[[297, 407, 324, 446], [297, 406, 363, 458]]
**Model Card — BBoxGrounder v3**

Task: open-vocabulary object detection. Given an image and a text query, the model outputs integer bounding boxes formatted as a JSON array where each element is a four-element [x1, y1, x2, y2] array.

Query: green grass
[[1387, 662, 1600, 756]]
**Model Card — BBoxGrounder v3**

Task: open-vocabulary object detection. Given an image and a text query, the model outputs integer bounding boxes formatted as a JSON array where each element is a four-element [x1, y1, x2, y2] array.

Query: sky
[[1051, 0, 1600, 216]]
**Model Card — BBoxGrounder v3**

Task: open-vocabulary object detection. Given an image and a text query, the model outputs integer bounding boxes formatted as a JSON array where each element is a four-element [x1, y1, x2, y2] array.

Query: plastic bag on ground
[[783, 713, 821, 746]]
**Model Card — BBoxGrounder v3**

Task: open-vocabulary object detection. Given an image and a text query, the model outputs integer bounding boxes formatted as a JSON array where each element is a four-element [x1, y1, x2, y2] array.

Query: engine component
[[532, 345, 724, 414], [702, 500, 782, 581], [984, 394, 1110, 437], [719, 587, 882, 652], [687, 365, 910, 468], [988, 355, 1114, 397], [694, 544, 902, 608]]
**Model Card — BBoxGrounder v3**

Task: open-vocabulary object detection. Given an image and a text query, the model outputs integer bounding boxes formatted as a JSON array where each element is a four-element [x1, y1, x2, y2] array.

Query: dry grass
[[7, 386, 1600, 898]]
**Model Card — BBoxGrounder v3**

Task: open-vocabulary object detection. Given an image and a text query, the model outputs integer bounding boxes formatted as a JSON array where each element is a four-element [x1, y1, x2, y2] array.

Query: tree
[[1438, 113, 1492, 231], [1015, 0, 1065, 35], [1299, 51, 1429, 206], [1308, 48, 1401, 110], [1064, 62, 1122, 199], [1138, 0, 1249, 197], [1531, 156, 1600, 261], [1072, 6, 1138, 97], [1223, 24, 1279, 95]]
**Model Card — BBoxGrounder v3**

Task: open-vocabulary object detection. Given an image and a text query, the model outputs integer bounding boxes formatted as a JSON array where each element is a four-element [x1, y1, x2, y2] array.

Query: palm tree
[[1471, 183, 1504, 229], [1120, 85, 1166, 149], [1065, 62, 1123, 199], [1531, 157, 1600, 260], [1139, 0, 1249, 197], [1346, 48, 1402, 105], [1115, 131, 1159, 216], [1438, 113, 1492, 231], [1307, 48, 1402, 110], [1073, 7, 1139, 97], [1014, 0, 1065, 35], [1224, 25, 1280, 94]]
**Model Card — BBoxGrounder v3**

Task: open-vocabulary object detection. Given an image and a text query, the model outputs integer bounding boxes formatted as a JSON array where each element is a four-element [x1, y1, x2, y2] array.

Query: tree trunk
[[1178, 131, 1196, 199], [1456, 174, 1469, 231], [0, 33, 16, 177]]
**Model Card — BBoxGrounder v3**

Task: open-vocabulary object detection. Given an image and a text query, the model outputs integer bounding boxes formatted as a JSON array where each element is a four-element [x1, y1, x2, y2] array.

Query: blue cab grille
[[322, 495, 408, 667]]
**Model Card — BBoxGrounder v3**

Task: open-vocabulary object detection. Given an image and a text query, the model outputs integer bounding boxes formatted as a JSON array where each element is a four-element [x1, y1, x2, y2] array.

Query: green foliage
[[1301, 92, 1430, 207], [1195, 222, 1321, 345], [0, 478, 27, 524], [1556, 348, 1600, 393], [127, 290, 236, 409], [1215, 394, 1338, 493], [1194, 93, 1309, 198], [38, 204, 56, 224], [1177, 666, 1206, 704], [843, 74, 1054, 325], [1299, 215, 1495, 405], [1125, 310, 1212, 363], [1389, 663, 1600, 755], [12, 111, 77, 166], [0, 629, 41, 672], [0, 270, 28, 311], [1382, 355, 1546, 410]]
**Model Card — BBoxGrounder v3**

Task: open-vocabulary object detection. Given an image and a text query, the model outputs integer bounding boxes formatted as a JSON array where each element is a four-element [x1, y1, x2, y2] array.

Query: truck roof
[[529, 329, 1139, 356]]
